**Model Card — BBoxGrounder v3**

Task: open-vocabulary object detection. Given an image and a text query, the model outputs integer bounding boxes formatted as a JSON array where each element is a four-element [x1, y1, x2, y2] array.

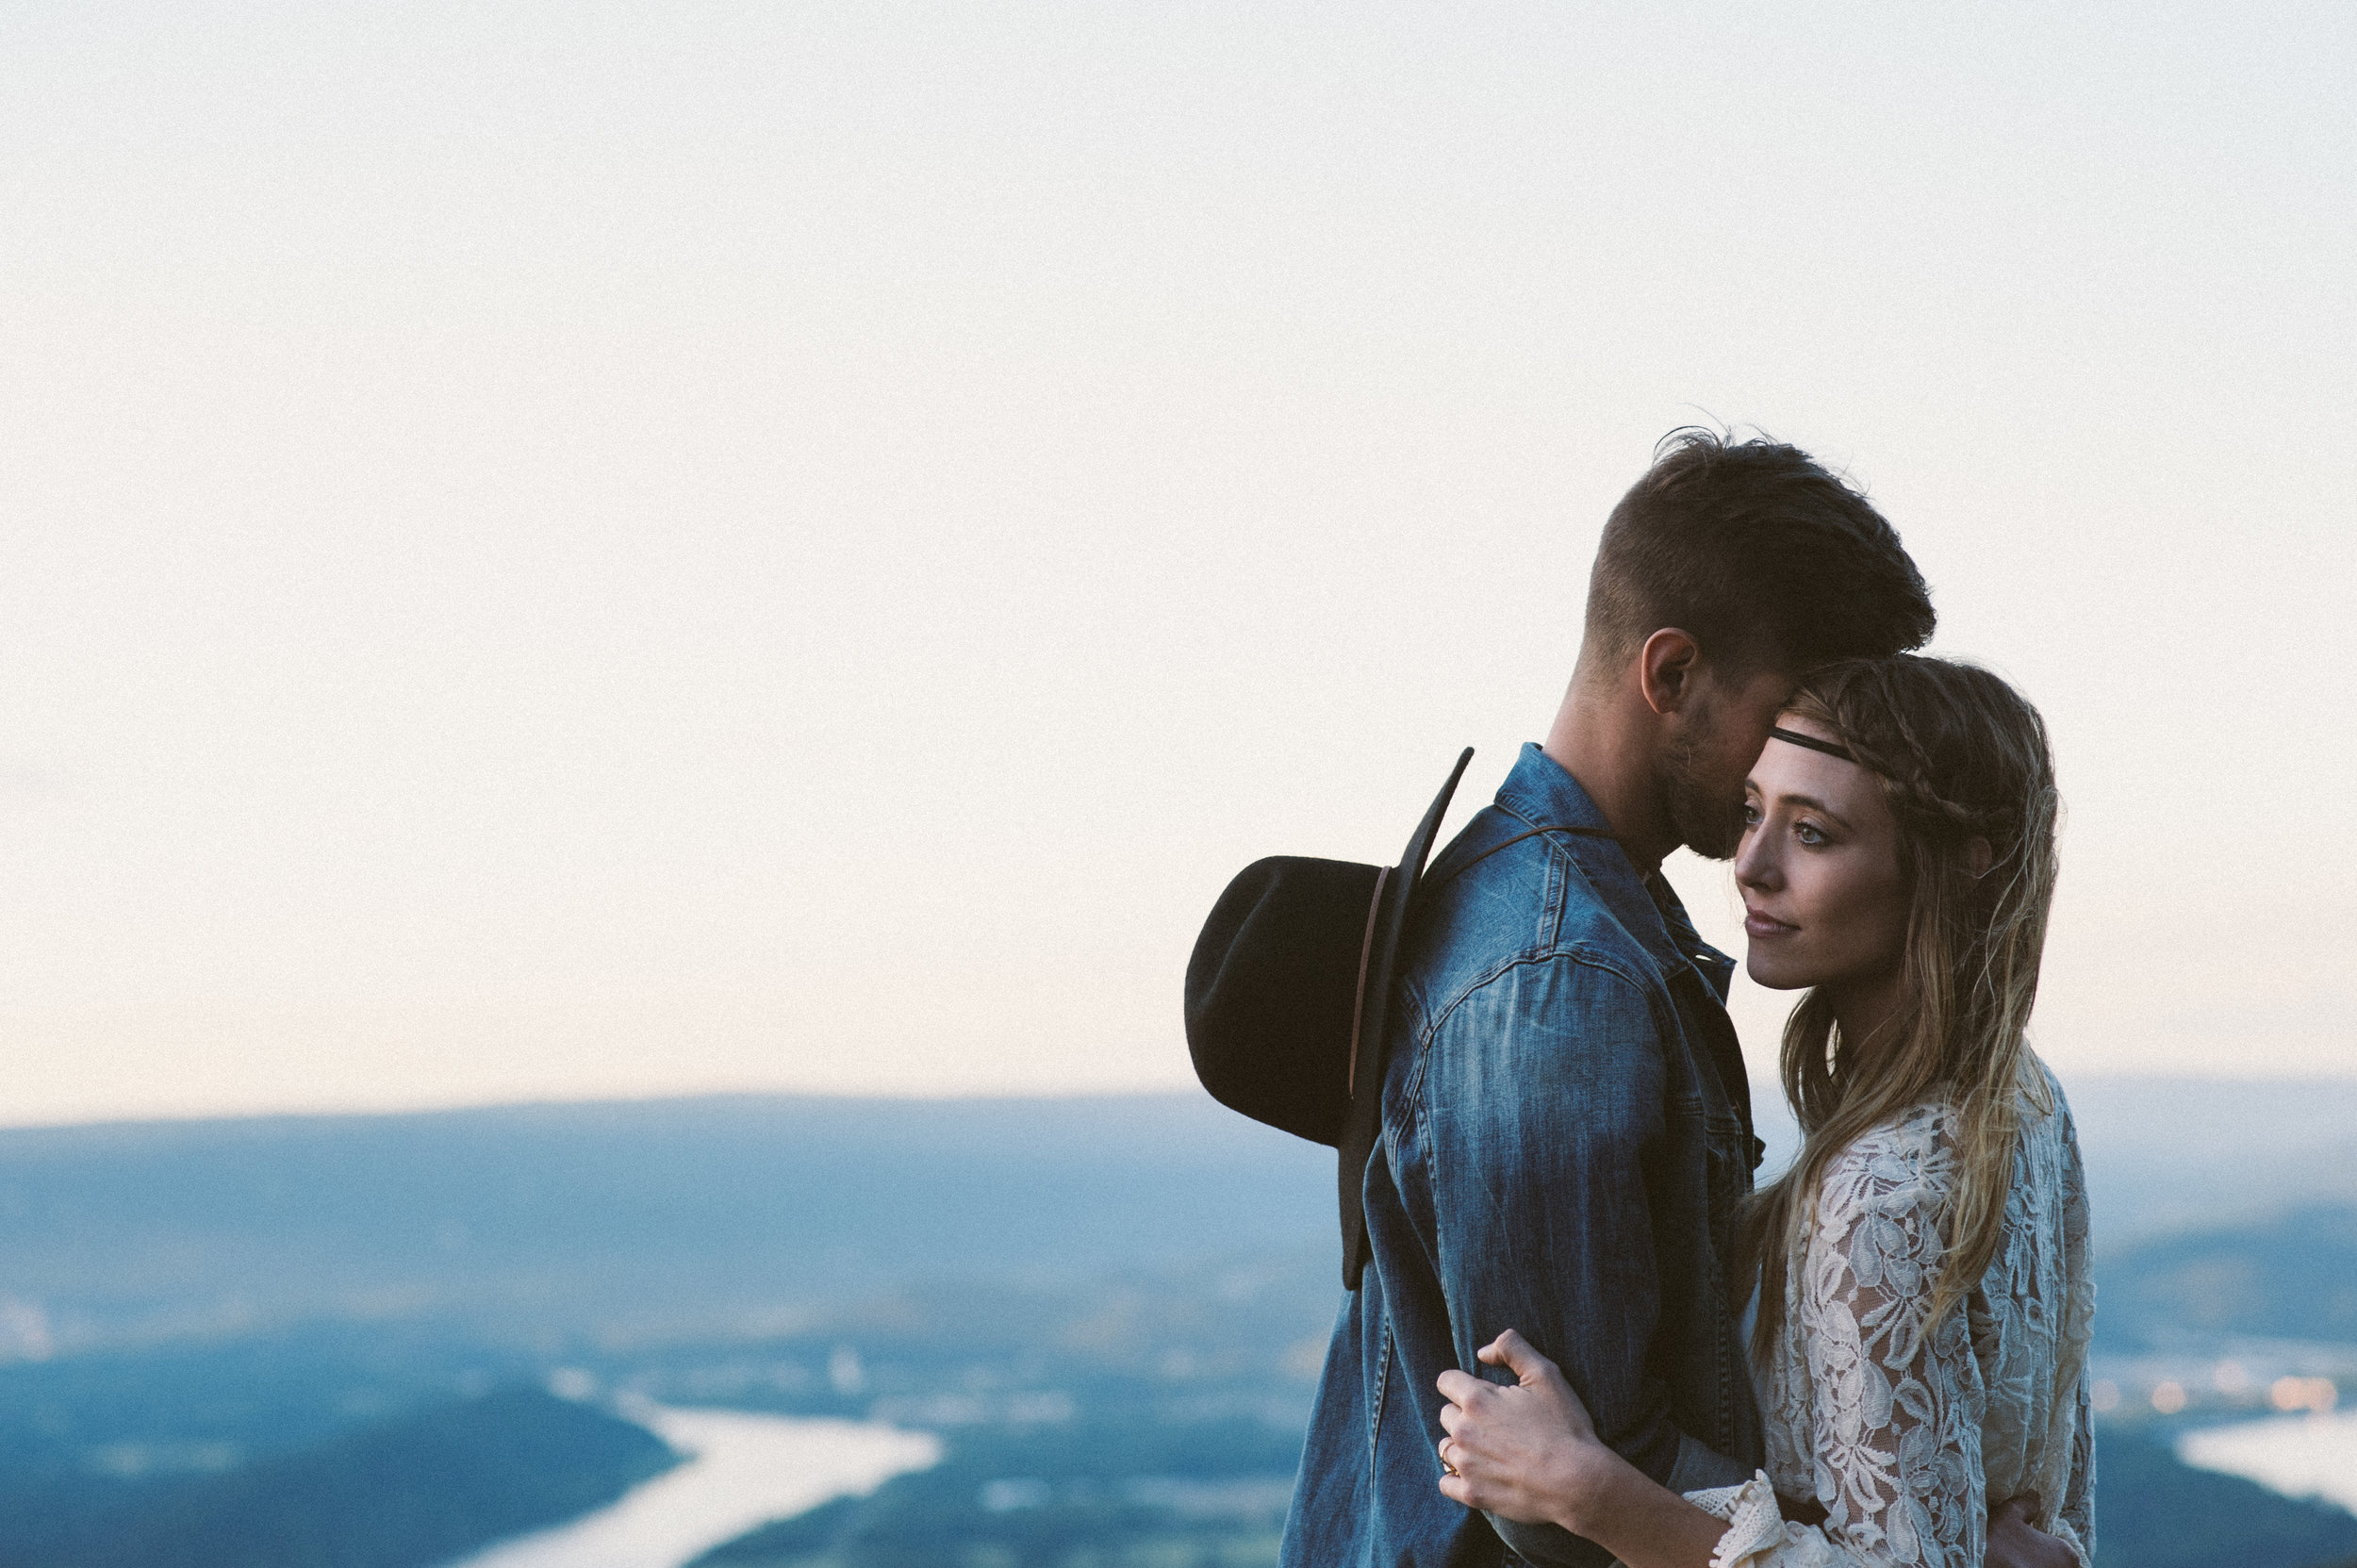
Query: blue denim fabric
[[1281, 744, 1765, 1568]]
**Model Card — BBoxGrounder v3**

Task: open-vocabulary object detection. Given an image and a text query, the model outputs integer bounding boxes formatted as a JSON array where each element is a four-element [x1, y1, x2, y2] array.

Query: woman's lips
[[1743, 909, 1798, 938]]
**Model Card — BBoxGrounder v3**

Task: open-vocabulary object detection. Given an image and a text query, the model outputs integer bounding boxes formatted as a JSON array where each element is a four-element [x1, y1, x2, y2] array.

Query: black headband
[[1770, 726, 1856, 763]]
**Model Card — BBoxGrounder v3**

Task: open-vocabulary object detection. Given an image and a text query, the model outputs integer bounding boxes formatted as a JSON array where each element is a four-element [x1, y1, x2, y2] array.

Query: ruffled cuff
[[1681, 1471, 1829, 1568]]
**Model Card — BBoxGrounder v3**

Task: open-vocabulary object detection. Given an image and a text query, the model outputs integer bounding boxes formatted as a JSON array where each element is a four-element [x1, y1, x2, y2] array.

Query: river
[[2179, 1410, 2357, 1511], [441, 1406, 942, 1568]]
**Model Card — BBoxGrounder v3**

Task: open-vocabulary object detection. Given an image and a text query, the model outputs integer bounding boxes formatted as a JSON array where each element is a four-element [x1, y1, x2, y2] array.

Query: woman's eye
[[1794, 822, 1825, 847], [1740, 803, 1762, 826]]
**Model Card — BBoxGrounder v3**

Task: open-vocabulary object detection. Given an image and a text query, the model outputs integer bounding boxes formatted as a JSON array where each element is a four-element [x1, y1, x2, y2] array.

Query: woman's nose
[[1733, 830, 1776, 890]]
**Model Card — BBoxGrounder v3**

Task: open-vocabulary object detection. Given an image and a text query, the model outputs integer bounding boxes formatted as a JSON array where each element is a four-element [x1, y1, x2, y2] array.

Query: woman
[[1434, 655, 2094, 1568]]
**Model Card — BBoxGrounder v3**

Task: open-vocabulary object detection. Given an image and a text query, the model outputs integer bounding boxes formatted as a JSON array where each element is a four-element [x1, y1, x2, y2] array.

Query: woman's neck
[[1826, 970, 1908, 1074]]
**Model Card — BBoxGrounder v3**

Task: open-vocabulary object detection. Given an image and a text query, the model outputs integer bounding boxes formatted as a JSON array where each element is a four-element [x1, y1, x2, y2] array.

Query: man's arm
[[1418, 952, 1696, 1564]]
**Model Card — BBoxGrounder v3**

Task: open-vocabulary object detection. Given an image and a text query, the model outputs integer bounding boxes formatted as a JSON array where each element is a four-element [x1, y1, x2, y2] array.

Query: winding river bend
[[442, 1406, 941, 1568], [2179, 1410, 2357, 1512], [437, 1401, 2357, 1566]]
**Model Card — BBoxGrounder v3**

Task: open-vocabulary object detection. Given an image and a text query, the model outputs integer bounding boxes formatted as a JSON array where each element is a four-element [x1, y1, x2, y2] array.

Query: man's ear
[[1965, 836, 1994, 879], [1637, 628, 1703, 717]]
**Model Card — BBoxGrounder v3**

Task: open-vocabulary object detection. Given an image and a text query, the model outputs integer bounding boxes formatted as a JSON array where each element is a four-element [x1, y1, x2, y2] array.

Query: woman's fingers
[[1438, 1438, 1494, 1510], [1430, 1394, 1556, 1524], [1481, 1328, 1562, 1388], [1437, 1329, 1592, 1521]]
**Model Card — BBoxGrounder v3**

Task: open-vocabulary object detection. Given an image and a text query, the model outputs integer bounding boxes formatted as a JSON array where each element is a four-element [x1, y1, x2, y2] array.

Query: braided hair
[[1740, 654, 2063, 1350]]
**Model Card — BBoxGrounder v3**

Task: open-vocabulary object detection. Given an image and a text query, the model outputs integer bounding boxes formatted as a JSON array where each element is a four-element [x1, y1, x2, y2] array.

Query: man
[[1281, 431, 1935, 1567]]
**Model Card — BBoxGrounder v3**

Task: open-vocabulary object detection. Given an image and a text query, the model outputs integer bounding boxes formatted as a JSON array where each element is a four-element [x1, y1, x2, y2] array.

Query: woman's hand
[[1988, 1494, 2082, 1568], [1435, 1329, 1616, 1533]]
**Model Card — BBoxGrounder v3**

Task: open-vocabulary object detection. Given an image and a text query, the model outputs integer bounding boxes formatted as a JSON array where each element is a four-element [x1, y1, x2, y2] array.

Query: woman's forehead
[[1750, 720, 1878, 807], [1772, 711, 1845, 748]]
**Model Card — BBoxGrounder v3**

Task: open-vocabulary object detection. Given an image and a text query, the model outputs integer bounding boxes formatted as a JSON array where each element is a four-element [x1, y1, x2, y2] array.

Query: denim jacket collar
[[1492, 742, 1737, 1002]]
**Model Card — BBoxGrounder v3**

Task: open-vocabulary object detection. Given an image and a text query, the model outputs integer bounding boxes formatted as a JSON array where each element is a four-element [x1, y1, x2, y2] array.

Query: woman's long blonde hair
[[1740, 654, 2062, 1352]]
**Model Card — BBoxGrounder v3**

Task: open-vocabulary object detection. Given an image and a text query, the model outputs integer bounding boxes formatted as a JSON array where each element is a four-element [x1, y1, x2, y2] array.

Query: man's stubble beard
[[1661, 722, 1744, 861]]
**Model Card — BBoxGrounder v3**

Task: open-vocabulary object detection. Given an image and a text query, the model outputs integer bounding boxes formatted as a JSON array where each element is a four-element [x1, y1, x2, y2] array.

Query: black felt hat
[[1183, 748, 1473, 1289]]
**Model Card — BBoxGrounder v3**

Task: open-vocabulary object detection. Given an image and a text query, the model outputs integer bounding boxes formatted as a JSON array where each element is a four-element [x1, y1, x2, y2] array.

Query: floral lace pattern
[[1696, 1065, 2096, 1568]]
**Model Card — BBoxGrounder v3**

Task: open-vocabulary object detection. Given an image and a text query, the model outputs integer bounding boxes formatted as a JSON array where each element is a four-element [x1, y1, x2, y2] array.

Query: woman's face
[[1733, 715, 1911, 994]]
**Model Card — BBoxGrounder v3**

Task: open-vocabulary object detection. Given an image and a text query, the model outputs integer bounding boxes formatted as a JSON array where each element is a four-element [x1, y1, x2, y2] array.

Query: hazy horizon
[[2, 1066, 2350, 1136], [4, 1, 2351, 1123]]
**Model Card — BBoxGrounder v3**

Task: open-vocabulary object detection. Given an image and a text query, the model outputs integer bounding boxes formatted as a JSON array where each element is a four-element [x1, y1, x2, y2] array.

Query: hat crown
[[1181, 749, 1475, 1289], [1183, 856, 1380, 1147]]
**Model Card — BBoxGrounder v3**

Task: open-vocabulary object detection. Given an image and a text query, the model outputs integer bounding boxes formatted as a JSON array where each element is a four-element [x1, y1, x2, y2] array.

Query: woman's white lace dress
[[1688, 1066, 2096, 1568]]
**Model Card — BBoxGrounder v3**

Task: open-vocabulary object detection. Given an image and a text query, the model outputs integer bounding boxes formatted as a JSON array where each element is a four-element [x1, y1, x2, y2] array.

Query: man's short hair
[[1584, 429, 1935, 674]]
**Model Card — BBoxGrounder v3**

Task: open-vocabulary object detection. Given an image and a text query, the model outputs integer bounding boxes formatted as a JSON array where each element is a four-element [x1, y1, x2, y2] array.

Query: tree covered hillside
[[1, 1387, 674, 1568]]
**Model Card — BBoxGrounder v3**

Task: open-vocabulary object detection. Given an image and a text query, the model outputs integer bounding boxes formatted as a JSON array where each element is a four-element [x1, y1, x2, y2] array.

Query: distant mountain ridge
[[3, 1078, 2351, 1348], [2097, 1202, 2357, 1348], [0, 1094, 1335, 1345], [2058, 1075, 2357, 1246]]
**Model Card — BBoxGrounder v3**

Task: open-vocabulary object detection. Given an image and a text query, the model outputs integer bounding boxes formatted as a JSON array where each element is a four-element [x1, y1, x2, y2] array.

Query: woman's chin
[[1742, 953, 1815, 992]]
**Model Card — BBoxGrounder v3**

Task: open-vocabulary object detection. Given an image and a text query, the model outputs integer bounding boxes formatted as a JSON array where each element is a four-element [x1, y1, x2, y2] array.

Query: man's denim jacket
[[1282, 744, 1765, 1568]]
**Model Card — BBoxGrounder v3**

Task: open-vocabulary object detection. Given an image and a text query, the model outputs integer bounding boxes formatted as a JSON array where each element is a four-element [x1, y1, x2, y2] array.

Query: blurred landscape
[[4, 1080, 2357, 1568]]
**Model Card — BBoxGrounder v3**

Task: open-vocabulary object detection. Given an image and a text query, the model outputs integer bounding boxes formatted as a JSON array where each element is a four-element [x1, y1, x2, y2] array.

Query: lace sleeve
[[2049, 1368, 2095, 1566], [1700, 1129, 1986, 1568]]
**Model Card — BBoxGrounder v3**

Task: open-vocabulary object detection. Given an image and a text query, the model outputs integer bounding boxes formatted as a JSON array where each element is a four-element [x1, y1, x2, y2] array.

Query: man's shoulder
[[1408, 807, 1670, 1003]]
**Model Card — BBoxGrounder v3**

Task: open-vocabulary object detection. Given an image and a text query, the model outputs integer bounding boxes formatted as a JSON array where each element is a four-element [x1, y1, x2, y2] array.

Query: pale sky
[[2, 2, 2351, 1124]]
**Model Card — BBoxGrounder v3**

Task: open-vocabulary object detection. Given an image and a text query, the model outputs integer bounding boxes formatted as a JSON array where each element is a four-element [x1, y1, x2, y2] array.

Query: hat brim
[[1336, 746, 1473, 1288]]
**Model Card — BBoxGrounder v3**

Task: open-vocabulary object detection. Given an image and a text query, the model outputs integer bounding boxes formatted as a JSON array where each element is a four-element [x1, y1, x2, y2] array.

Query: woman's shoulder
[[2016, 1055, 2091, 1199], [1831, 1056, 2077, 1166], [1813, 1065, 2083, 1222], [2019, 1055, 2078, 1133], [1815, 1101, 1958, 1214], [1831, 1098, 1958, 1164]]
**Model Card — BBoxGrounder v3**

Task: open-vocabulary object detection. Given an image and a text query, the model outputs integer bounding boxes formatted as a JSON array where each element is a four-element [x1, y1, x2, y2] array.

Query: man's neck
[[1541, 677, 1677, 873]]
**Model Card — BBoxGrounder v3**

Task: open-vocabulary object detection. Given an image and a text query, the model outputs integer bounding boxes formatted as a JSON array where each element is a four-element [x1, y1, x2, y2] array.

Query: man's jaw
[[1673, 798, 1745, 861], [1657, 757, 1744, 862]]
